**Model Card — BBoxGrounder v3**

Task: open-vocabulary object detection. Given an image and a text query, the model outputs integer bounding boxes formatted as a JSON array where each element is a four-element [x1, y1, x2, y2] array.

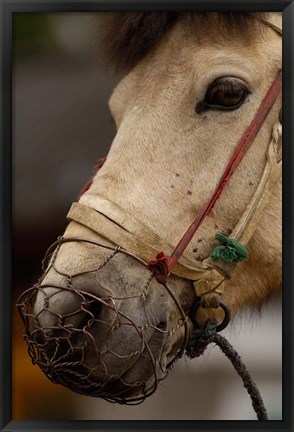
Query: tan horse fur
[[37, 13, 282, 395]]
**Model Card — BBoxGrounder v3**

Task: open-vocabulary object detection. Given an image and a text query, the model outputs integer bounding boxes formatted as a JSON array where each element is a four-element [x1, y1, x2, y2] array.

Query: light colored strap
[[260, 14, 282, 36], [80, 194, 169, 246], [193, 268, 225, 297], [231, 122, 282, 244], [79, 194, 209, 271], [67, 202, 207, 281], [195, 118, 282, 297]]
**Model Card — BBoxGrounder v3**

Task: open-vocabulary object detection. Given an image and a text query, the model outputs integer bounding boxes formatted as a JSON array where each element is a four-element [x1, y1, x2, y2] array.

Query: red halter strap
[[148, 70, 282, 283]]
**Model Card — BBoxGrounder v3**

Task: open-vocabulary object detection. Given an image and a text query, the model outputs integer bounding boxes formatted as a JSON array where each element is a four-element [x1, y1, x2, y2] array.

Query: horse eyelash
[[195, 78, 250, 114]]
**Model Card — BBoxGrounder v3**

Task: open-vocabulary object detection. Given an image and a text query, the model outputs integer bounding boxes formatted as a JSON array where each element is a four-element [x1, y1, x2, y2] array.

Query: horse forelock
[[96, 12, 273, 72]]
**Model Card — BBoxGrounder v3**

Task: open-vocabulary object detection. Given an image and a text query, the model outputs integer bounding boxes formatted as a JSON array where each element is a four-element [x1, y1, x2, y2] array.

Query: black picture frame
[[1, 1, 293, 431]]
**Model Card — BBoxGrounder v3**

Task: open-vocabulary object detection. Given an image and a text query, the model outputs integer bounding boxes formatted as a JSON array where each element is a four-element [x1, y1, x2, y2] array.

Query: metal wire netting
[[17, 236, 189, 404]]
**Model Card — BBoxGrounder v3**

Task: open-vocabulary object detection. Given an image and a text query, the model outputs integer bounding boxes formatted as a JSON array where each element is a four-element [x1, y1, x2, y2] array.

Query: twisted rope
[[186, 320, 268, 421]]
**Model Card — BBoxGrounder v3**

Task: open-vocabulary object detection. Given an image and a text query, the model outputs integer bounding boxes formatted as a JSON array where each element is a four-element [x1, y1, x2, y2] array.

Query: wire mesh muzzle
[[17, 237, 190, 404]]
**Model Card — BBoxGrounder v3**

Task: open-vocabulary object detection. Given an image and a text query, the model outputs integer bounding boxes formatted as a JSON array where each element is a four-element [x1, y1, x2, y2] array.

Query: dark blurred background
[[12, 12, 282, 420], [12, 12, 119, 419]]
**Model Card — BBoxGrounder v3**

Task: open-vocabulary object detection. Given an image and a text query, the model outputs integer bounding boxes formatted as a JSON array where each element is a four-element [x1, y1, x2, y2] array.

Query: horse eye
[[196, 78, 249, 113]]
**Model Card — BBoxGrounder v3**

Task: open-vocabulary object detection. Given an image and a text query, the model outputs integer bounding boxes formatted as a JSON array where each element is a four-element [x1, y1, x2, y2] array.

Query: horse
[[18, 11, 282, 410]]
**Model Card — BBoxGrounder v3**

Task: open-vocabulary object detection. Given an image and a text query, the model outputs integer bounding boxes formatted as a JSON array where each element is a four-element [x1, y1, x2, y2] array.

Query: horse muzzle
[[17, 260, 187, 403]]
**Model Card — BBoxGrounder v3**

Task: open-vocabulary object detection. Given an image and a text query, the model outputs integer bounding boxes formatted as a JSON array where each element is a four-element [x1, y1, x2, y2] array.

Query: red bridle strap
[[148, 70, 282, 283]]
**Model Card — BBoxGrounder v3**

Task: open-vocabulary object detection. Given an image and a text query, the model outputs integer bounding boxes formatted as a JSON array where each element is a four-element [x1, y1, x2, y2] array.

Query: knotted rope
[[186, 320, 268, 421], [210, 233, 249, 263]]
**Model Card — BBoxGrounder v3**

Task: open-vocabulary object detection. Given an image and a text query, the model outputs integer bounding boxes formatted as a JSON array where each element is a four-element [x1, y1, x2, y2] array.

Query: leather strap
[[67, 201, 208, 281], [195, 116, 282, 297], [260, 15, 282, 36], [78, 194, 207, 271]]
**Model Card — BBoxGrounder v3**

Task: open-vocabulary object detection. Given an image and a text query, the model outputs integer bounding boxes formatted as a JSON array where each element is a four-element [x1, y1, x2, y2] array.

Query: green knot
[[210, 233, 249, 263]]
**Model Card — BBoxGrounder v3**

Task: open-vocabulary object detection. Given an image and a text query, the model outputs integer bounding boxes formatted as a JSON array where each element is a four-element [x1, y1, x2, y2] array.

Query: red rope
[[146, 252, 170, 285], [148, 71, 282, 282], [77, 157, 107, 200]]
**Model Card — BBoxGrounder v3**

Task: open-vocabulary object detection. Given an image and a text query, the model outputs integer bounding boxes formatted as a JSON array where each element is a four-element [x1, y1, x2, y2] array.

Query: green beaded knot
[[210, 233, 249, 263]]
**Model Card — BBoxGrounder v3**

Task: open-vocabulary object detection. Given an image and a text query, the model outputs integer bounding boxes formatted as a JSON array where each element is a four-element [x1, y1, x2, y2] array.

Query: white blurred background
[[12, 12, 282, 421]]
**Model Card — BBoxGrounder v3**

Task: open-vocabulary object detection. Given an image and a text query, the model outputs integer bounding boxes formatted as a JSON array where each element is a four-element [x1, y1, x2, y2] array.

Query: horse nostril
[[19, 270, 174, 402], [157, 321, 167, 331], [79, 299, 103, 329]]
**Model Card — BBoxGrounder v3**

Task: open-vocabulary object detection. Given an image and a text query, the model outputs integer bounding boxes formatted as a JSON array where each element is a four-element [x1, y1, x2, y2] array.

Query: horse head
[[18, 12, 282, 403]]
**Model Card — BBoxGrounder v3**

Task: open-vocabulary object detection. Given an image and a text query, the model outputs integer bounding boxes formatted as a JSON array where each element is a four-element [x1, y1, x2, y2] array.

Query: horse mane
[[96, 12, 268, 72]]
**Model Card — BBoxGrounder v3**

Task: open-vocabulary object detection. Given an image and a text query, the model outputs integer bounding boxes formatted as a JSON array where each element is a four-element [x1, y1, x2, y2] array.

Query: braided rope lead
[[186, 321, 268, 421]]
